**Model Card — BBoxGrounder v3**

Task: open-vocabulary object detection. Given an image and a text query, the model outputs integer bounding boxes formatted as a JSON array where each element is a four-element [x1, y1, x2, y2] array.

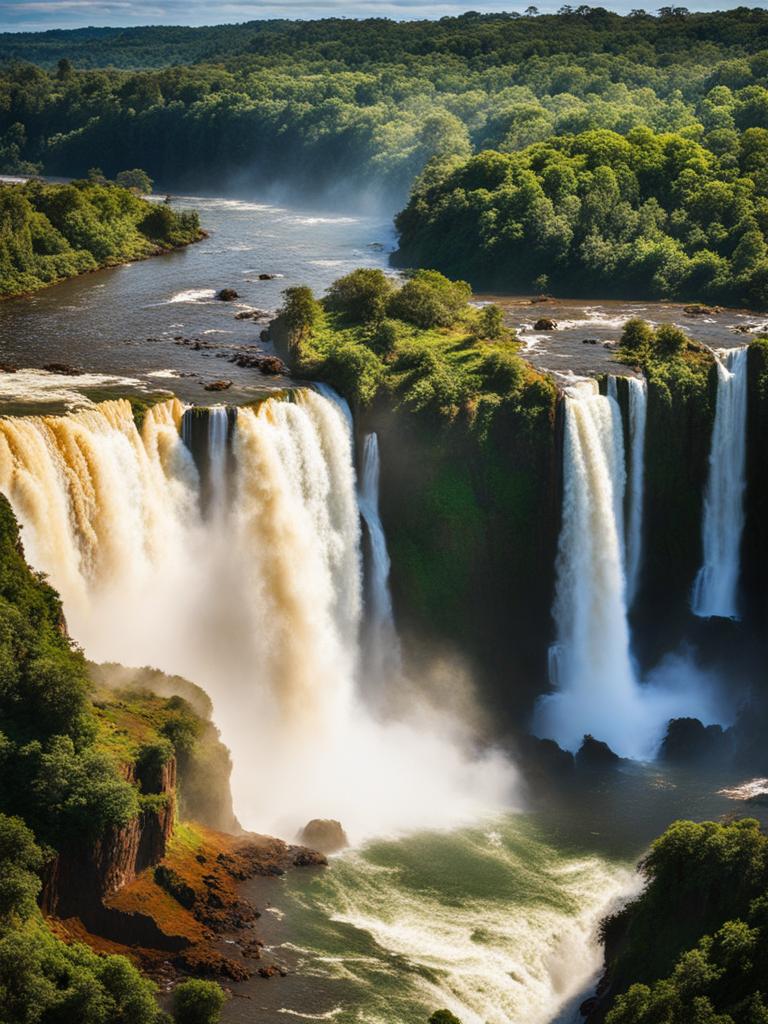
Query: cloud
[[0, 0, 762, 31]]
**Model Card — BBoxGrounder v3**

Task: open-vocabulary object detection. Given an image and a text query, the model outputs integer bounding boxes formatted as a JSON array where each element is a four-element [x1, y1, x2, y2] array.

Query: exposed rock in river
[[298, 819, 349, 854]]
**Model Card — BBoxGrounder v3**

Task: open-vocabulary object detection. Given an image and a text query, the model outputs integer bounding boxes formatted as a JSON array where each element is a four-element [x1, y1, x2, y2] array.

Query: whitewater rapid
[[0, 391, 511, 841]]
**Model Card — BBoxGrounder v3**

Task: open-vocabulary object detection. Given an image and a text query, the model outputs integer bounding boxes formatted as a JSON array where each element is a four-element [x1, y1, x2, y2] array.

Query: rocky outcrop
[[42, 766, 175, 918]]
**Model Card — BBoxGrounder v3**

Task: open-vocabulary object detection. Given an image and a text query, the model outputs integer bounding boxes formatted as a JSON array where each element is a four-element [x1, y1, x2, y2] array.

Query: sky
[[0, 0, 764, 31]]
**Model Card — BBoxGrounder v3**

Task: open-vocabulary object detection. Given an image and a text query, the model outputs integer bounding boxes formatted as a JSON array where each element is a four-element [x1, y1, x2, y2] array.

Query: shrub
[[478, 345, 525, 396], [172, 979, 227, 1024], [325, 268, 394, 323], [476, 304, 505, 340], [115, 168, 153, 193], [280, 286, 322, 339], [388, 270, 471, 329], [318, 342, 384, 406]]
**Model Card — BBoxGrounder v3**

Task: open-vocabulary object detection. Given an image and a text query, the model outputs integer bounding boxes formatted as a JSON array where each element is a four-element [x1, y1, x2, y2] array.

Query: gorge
[[1, 181, 768, 1024]]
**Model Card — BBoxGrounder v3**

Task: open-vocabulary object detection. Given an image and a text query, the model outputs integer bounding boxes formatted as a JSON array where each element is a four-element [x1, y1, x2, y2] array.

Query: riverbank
[[0, 178, 204, 300]]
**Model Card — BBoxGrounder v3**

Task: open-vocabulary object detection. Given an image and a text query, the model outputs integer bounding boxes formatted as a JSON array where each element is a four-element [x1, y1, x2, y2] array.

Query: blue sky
[[0, 0, 764, 31]]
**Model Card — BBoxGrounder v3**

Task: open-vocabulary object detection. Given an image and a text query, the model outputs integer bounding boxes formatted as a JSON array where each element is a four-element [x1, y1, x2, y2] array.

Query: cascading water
[[0, 391, 511, 840], [692, 346, 748, 620], [358, 432, 401, 688], [534, 378, 723, 759], [534, 379, 637, 755], [625, 377, 647, 606], [206, 405, 230, 518]]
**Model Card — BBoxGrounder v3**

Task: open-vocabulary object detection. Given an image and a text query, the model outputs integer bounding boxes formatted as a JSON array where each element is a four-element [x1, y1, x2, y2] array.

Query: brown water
[[0, 191, 394, 413]]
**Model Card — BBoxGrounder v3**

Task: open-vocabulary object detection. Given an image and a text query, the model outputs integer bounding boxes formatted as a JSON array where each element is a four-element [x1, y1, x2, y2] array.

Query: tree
[[476, 304, 505, 340], [654, 323, 687, 357], [621, 318, 654, 353], [388, 270, 471, 329], [429, 1012, 463, 1024], [172, 979, 227, 1024], [116, 168, 154, 194], [325, 269, 394, 323], [279, 286, 322, 340]]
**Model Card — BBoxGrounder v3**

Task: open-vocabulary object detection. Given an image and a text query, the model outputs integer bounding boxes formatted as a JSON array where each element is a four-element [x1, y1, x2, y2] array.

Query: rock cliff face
[[360, 389, 560, 725], [41, 759, 184, 950]]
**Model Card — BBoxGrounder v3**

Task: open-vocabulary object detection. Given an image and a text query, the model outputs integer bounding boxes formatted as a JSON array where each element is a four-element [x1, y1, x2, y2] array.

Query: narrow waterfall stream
[[358, 432, 401, 688], [692, 346, 748, 620], [533, 379, 638, 755], [535, 377, 722, 759], [625, 377, 648, 607]]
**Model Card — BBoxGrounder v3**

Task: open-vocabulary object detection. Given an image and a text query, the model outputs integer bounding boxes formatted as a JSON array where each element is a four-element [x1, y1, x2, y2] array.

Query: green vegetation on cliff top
[[0, 178, 201, 299], [603, 818, 768, 1024], [274, 268, 556, 433]]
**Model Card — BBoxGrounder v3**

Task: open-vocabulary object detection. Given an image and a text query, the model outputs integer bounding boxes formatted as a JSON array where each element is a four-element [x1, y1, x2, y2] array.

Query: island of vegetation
[[0, 177, 202, 299]]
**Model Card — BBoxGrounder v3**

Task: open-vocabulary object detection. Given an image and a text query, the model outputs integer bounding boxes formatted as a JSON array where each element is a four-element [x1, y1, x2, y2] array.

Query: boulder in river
[[683, 303, 723, 316], [258, 273, 276, 281], [298, 819, 349, 854], [575, 734, 621, 769], [203, 380, 233, 392], [659, 717, 729, 763], [216, 288, 239, 301], [42, 363, 83, 376], [533, 317, 558, 331]]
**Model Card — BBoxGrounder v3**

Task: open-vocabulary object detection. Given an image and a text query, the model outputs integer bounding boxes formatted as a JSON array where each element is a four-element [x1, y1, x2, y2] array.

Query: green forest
[[394, 126, 768, 304], [2, 9, 768, 207], [602, 818, 768, 1024], [0, 178, 201, 297]]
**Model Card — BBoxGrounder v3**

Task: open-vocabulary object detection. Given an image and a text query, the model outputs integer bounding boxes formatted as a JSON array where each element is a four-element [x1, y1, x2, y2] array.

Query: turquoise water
[[226, 815, 635, 1024], [222, 765, 768, 1024]]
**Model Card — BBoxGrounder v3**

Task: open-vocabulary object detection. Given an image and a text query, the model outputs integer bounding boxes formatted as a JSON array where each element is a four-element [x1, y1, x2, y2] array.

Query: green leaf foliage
[[0, 179, 200, 298]]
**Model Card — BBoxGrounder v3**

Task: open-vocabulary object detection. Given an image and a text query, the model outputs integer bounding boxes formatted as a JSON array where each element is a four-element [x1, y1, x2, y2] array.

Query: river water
[[2, 188, 766, 1024], [0, 192, 393, 412]]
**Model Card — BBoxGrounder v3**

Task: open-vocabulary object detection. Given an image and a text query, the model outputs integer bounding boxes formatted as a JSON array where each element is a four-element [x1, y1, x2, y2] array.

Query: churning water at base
[[535, 379, 724, 759], [692, 346, 748, 620], [227, 815, 636, 1024], [0, 391, 511, 840]]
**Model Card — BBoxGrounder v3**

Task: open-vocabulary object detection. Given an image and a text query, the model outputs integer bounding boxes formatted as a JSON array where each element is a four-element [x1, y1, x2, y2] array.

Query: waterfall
[[206, 405, 230, 518], [0, 392, 511, 839], [625, 377, 647, 606], [534, 379, 637, 755], [536, 378, 727, 759], [692, 346, 748, 620], [358, 432, 401, 686]]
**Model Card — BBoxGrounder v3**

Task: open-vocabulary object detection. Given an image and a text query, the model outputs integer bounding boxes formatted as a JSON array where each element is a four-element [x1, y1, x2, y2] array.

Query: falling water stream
[[535, 377, 724, 760], [692, 346, 748, 620]]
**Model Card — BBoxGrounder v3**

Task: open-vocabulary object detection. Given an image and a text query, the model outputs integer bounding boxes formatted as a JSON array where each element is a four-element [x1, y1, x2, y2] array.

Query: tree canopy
[[394, 127, 768, 307]]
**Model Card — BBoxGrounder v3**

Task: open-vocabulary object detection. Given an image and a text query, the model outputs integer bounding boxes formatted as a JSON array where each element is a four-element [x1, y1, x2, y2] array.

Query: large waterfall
[[534, 378, 721, 759], [0, 391, 510, 839], [692, 346, 748, 620], [534, 379, 638, 755]]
